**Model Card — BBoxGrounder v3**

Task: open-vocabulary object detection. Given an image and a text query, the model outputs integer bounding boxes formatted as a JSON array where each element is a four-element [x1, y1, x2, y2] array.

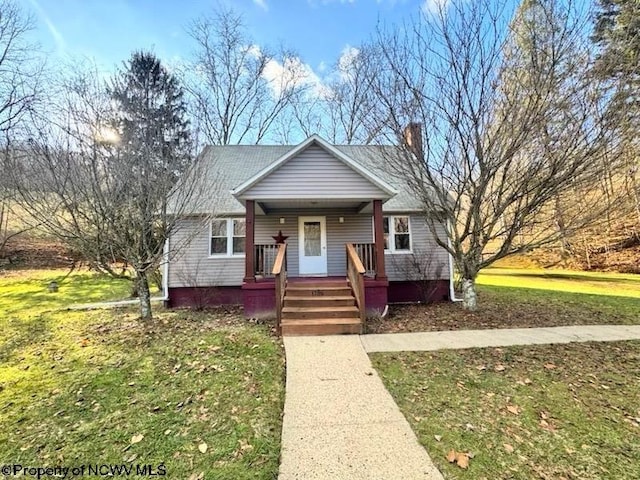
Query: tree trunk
[[461, 277, 477, 311], [137, 270, 152, 320]]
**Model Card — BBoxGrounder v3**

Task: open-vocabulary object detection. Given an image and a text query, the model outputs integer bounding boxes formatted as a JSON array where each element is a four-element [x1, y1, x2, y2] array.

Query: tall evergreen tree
[[107, 51, 192, 319]]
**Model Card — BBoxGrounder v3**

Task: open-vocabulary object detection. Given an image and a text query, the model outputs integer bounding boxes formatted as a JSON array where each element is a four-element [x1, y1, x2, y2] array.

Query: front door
[[298, 216, 327, 276]]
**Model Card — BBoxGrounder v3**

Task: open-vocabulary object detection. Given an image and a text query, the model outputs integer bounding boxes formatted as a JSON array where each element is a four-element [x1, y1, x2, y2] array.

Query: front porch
[[243, 240, 389, 335]]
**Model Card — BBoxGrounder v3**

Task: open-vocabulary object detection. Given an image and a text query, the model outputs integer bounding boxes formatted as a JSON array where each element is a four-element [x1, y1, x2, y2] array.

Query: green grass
[[0, 269, 132, 317], [477, 267, 640, 298], [0, 270, 285, 479], [372, 342, 640, 479]]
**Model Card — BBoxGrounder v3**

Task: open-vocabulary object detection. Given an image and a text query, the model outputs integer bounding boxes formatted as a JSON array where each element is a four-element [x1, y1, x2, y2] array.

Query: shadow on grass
[[482, 270, 640, 285], [478, 284, 640, 319], [0, 315, 53, 363]]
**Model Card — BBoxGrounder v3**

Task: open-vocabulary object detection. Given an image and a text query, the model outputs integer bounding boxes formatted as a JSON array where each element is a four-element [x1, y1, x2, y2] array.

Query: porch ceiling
[[256, 199, 373, 214]]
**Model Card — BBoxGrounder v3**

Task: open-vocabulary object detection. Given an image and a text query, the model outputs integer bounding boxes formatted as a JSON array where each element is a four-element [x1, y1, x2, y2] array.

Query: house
[[165, 134, 452, 335]]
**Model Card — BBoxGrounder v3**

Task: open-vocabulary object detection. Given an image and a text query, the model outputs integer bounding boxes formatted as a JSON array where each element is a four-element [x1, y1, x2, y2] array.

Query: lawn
[[372, 341, 640, 479], [368, 268, 640, 333], [0, 269, 284, 479]]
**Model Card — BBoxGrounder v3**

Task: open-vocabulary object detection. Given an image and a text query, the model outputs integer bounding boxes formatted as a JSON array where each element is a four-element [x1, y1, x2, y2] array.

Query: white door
[[298, 216, 327, 276]]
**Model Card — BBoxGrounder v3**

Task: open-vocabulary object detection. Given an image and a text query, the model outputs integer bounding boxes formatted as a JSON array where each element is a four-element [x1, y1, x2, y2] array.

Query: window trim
[[209, 218, 246, 258], [375, 215, 413, 254]]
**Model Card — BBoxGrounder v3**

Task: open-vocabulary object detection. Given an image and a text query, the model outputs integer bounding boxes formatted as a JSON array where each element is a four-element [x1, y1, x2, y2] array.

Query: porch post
[[373, 199, 387, 281], [244, 200, 255, 283]]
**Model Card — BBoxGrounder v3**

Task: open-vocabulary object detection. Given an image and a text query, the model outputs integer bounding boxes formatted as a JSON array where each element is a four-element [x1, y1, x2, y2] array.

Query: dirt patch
[[1, 236, 79, 269]]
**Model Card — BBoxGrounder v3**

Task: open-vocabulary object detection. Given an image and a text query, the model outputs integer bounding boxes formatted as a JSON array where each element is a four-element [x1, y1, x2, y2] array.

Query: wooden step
[[285, 285, 353, 297], [282, 305, 359, 319], [281, 318, 362, 336], [287, 280, 348, 288], [284, 295, 356, 307]]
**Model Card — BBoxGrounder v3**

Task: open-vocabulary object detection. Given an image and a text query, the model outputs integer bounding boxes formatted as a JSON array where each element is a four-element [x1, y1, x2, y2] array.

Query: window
[[210, 218, 245, 256], [382, 215, 411, 252]]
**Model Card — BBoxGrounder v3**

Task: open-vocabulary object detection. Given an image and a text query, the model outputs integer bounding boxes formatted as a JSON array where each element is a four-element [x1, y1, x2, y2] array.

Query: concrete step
[[281, 318, 362, 336]]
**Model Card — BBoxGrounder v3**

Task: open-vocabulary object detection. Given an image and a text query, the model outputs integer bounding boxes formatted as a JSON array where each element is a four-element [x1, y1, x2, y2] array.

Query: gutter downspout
[[446, 221, 463, 302], [162, 238, 169, 302]]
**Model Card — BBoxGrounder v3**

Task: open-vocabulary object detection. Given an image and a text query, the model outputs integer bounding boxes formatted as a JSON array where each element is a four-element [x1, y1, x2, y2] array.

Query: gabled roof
[[230, 135, 397, 198], [176, 138, 425, 215]]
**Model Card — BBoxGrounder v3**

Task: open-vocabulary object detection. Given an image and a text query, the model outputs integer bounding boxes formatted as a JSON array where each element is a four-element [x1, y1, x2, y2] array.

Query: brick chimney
[[403, 122, 423, 159]]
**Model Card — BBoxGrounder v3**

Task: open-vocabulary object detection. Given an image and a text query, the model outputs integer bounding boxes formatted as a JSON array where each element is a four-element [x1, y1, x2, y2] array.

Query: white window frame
[[209, 218, 246, 257], [375, 215, 412, 254]]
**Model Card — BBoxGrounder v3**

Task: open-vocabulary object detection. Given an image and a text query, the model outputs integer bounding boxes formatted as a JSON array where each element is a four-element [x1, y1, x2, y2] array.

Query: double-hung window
[[210, 218, 246, 256], [382, 215, 411, 252]]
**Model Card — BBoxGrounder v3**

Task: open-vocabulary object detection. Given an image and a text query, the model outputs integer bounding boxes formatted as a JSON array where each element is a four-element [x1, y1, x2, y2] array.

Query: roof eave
[[230, 134, 399, 199]]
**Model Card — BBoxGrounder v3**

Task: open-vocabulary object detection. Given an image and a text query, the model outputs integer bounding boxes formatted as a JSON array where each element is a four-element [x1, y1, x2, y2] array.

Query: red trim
[[387, 280, 449, 303], [244, 200, 255, 283], [168, 279, 449, 317]]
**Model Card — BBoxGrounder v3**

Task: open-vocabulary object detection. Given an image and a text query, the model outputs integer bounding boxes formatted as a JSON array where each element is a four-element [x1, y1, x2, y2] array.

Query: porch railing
[[255, 244, 280, 277], [346, 243, 366, 328], [352, 242, 376, 277], [273, 243, 287, 336]]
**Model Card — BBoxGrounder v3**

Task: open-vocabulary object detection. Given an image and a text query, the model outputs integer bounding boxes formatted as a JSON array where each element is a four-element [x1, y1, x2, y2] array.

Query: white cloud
[[337, 45, 360, 77], [422, 0, 451, 14], [253, 0, 268, 11], [262, 55, 329, 98]]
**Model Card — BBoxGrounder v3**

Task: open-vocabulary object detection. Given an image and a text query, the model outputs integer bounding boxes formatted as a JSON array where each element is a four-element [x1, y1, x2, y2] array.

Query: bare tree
[[0, 0, 43, 259], [8, 55, 215, 319], [186, 6, 308, 145], [322, 46, 380, 144], [365, 0, 624, 309]]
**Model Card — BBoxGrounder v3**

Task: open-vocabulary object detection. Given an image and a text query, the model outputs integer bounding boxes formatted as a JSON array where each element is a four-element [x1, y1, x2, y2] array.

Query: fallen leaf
[[504, 444, 514, 453], [130, 434, 144, 444], [198, 442, 208, 454], [494, 364, 506, 372], [476, 365, 486, 371], [544, 363, 557, 370], [455, 452, 470, 469], [507, 405, 520, 415], [446, 450, 457, 463], [434, 435, 442, 442]]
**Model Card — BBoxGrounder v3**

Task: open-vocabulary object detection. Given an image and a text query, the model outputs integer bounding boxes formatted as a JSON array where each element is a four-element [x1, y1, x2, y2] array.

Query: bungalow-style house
[[166, 134, 452, 335]]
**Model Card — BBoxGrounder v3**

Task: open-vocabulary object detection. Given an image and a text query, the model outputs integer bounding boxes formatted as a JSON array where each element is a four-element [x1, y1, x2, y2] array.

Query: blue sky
[[26, 0, 428, 77]]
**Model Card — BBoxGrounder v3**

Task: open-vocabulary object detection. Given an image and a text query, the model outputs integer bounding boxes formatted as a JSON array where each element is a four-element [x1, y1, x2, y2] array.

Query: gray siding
[[255, 211, 373, 277], [169, 213, 450, 288], [243, 145, 387, 199], [168, 217, 244, 287], [385, 216, 450, 281]]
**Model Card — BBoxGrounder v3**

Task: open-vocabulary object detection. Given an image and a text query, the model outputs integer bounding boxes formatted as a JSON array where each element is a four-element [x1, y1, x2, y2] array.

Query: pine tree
[[108, 51, 192, 319]]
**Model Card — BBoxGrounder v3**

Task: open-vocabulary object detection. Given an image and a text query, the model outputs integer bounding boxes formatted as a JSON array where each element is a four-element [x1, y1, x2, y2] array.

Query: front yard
[[370, 268, 640, 478], [372, 341, 640, 479], [0, 269, 284, 479], [369, 268, 640, 333]]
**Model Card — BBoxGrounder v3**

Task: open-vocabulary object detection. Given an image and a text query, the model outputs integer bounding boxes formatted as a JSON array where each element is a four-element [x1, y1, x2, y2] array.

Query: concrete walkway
[[361, 325, 640, 352], [66, 297, 165, 310], [279, 325, 640, 478], [279, 335, 444, 479]]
